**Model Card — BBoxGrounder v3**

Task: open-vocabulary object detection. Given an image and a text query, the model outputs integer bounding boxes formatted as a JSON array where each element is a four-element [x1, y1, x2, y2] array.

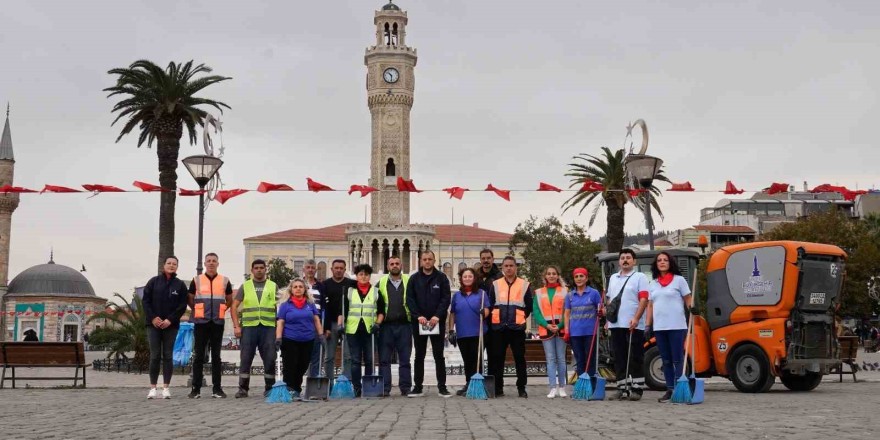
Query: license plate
[[809, 292, 825, 304]]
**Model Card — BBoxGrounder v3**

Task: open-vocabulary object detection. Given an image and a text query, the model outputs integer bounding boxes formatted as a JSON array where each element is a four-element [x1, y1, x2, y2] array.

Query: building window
[[386, 158, 396, 177]]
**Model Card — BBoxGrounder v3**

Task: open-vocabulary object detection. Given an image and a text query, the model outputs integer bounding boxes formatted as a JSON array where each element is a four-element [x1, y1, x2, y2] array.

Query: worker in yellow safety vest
[[230, 259, 279, 398], [344, 264, 385, 397]]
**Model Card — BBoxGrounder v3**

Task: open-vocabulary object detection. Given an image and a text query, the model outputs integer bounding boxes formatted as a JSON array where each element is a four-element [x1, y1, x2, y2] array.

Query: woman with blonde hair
[[276, 279, 323, 398], [533, 265, 569, 398]]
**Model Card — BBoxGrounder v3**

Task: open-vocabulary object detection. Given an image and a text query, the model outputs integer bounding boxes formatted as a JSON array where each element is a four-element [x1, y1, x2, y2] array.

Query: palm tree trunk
[[606, 198, 625, 252], [156, 135, 180, 274]]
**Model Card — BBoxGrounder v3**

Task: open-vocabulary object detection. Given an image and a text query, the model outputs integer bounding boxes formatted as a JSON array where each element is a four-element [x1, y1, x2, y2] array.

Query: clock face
[[383, 67, 399, 84]]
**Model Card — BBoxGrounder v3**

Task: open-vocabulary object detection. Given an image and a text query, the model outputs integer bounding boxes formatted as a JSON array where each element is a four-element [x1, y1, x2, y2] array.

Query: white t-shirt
[[648, 275, 691, 331], [606, 271, 650, 330]]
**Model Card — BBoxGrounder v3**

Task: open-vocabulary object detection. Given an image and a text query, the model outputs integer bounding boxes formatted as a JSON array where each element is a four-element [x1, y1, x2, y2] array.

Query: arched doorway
[[62, 313, 81, 342]]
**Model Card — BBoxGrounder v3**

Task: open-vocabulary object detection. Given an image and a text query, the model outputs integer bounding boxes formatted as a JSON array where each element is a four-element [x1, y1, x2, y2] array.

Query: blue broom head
[[572, 373, 593, 400], [265, 381, 293, 404], [670, 375, 692, 404], [330, 375, 355, 400], [466, 373, 488, 400]]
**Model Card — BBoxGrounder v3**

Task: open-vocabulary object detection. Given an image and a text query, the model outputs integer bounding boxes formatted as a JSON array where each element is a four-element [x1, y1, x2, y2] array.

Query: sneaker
[[438, 387, 452, 398], [557, 386, 568, 398], [407, 387, 424, 398], [518, 389, 528, 398], [547, 388, 558, 399], [162, 388, 171, 399], [147, 388, 158, 399], [628, 388, 643, 401], [456, 389, 467, 397], [187, 389, 200, 399], [658, 390, 673, 403], [234, 390, 248, 399], [212, 389, 227, 399]]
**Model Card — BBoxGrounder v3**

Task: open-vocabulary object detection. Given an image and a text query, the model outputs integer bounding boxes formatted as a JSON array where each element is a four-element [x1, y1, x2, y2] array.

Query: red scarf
[[545, 282, 560, 289], [291, 296, 307, 308], [357, 282, 371, 295], [461, 285, 473, 293], [658, 273, 674, 287]]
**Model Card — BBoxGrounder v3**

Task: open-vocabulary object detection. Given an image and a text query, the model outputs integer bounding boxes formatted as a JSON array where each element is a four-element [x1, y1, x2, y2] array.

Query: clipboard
[[418, 323, 440, 335]]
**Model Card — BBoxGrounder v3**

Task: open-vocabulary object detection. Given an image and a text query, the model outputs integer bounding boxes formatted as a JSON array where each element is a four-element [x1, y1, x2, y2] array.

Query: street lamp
[[182, 155, 224, 275], [624, 153, 663, 250]]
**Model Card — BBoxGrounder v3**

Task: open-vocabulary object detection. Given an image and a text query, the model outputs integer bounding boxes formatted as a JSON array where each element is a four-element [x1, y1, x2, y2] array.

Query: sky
[[0, 0, 878, 300]]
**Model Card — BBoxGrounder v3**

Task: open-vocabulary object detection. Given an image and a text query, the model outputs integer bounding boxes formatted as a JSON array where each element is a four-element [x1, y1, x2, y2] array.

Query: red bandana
[[357, 283, 371, 294], [546, 282, 560, 289], [658, 273, 674, 287], [461, 285, 473, 293], [291, 296, 307, 308]]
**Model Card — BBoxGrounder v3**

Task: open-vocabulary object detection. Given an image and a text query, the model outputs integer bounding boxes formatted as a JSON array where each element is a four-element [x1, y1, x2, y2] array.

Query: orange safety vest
[[192, 273, 230, 324], [535, 286, 568, 337], [491, 277, 530, 330]]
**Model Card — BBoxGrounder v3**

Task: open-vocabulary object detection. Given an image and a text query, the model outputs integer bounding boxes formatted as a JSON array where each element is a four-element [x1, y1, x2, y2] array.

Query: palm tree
[[87, 293, 149, 370], [105, 60, 231, 273], [562, 147, 669, 252]]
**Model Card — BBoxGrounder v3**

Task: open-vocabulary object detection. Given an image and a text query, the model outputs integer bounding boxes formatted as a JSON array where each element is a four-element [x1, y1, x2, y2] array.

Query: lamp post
[[182, 155, 224, 275], [624, 154, 663, 250]]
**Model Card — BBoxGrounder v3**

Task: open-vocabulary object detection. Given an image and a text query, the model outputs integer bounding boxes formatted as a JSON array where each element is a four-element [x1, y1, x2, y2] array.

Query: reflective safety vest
[[241, 279, 278, 327], [378, 274, 410, 317], [192, 273, 230, 324], [346, 287, 378, 334], [535, 286, 568, 337], [491, 278, 530, 330]]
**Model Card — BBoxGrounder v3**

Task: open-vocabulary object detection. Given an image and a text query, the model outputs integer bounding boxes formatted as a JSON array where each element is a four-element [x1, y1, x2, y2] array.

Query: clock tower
[[366, 0, 417, 226]]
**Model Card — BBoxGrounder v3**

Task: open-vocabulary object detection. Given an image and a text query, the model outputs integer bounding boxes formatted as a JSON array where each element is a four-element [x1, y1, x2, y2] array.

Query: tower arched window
[[391, 23, 399, 46], [385, 158, 396, 177], [384, 23, 391, 45]]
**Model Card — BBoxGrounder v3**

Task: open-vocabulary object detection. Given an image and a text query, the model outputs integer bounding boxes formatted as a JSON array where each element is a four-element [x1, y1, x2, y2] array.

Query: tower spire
[[0, 103, 13, 161]]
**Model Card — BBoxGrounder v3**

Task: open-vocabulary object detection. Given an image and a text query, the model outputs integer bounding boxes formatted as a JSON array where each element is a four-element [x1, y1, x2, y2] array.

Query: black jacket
[[142, 273, 189, 328], [478, 264, 503, 292], [406, 268, 451, 321], [319, 277, 357, 331]]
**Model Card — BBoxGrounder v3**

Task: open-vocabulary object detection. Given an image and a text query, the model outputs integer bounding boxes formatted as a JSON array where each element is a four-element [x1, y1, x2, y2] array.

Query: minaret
[[0, 104, 19, 289], [366, 1, 417, 225]]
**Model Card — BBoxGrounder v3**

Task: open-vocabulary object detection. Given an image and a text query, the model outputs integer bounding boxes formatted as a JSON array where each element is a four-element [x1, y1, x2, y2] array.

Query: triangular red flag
[[537, 182, 562, 192], [443, 187, 468, 200], [83, 184, 125, 193], [133, 181, 170, 192], [0, 185, 36, 193], [579, 180, 605, 192], [348, 185, 378, 198], [766, 182, 789, 195], [396, 176, 422, 193], [179, 188, 206, 196], [723, 181, 744, 195], [485, 184, 511, 201], [669, 182, 695, 192], [306, 178, 333, 192], [257, 182, 293, 193], [41, 185, 82, 193], [215, 189, 248, 205]]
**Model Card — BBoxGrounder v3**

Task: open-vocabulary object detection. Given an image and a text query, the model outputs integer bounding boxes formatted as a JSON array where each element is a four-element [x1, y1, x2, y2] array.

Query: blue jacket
[[142, 273, 189, 328]]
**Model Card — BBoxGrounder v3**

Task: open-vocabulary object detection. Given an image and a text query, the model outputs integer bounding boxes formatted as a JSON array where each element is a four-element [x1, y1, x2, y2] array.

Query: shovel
[[481, 338, 496, 398], [362, 332, 384, 398], [305, 342, 330, 401]]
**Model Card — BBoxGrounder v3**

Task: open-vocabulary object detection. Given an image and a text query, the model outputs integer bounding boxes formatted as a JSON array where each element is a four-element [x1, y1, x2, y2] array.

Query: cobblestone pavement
[[0, 381, 877, 440]]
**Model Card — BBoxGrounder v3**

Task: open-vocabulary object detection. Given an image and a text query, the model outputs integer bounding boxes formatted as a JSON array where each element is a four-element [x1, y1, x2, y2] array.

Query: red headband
[[573, 267, 588, 277]]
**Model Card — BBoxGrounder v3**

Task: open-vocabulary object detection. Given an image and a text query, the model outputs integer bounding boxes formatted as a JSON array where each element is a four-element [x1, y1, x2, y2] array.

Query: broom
[[670, 310, 694, 404], [572, 316, 600, 400], [265, 348, 292, 404], [466, 289, 489, 400], [330, 295, 355, 400]]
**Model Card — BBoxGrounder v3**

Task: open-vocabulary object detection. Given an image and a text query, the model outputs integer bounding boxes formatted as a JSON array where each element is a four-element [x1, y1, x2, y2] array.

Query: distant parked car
[[222, 336, 240, 350]]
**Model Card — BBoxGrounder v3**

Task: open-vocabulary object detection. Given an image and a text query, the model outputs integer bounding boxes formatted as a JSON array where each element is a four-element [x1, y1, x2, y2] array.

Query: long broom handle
[[595, 288, 605, 374], [478, 289, 485, 372], [689, 272, 699, 375]]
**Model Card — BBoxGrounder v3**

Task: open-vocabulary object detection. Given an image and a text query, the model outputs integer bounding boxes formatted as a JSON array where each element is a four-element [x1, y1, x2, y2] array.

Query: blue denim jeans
[[655, 329, 687, 390], [347, 330, 374, 393], [379, 322, 412, 394], [147, 326, 178, 385], [239, 325, 277, 390], [541, 337, 567, 388], [570, 334, 597, 377]]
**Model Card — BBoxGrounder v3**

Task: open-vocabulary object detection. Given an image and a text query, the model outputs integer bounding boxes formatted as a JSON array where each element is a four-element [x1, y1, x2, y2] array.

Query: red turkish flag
[[132, 181, 170, 192], [579, 180, 605, 192], [766, 182, 789, 195], [723, 181, 744, 195], [669, 182, 695, 192], [348, 185, 378, 198], [83, 184, 125, 193], [537, 182, 562, 192], [41, 185, 82, 193], [215, 189, 248, 205], [0, 185, 36, 193], [179, 188, 206, 196], [443, 187, 468, 200], [485, 184, 510, 201], [396, 176, 422, 193], [306, 178, 333, 192], [257, 182, 293, 193]]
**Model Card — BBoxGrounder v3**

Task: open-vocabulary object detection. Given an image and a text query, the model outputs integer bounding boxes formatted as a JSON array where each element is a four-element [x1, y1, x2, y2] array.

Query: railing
[[92, 359, 261, 376]]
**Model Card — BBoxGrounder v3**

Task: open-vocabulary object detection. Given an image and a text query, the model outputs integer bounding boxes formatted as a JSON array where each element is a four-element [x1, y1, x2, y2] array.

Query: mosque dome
[[7, 259, 96, 298]]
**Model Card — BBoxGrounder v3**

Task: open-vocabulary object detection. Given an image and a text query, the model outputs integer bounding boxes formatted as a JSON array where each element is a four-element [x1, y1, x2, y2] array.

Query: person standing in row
[[488, 256, 534, 398], [477, 249, 503, 385], [344, 264, 385, 397], [406, 250, 452, 398], [276, 279, 323, 398], [143, 256, 189, 399], [187, 253, 233, 399], [533, 265, 568, 398], [230, 259, 279, 398], [564, 267, 602, 380], [318, 259, 356, 389], [377, 256, 413, 397], [606, 249, 650, 401], [645, 252, 693, 403], [449, 268, 490, 396], [303, 260, 325, 378]]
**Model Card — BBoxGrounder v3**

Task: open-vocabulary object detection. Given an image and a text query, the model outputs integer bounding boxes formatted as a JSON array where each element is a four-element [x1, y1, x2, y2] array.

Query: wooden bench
[[833, 335, 858, 382], [0, 342, 87, 388], [504, 339, 573, 376]]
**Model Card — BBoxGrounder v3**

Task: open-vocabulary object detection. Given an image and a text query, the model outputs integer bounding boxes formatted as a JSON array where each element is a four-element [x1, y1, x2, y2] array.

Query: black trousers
[[610, 328, 645, 385], [147, 326, 178, 385], [281, 339, 314, 393], [413, 323, 446, 388], [490, 328, 527, 392], [193, 322, 224, 391], [457, 336, 482, 388]]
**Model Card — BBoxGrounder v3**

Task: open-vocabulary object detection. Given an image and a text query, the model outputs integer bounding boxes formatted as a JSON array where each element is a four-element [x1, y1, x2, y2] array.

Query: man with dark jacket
[[318, 259, 356, 389], [487, 256, 534, 398], [477, 248, 503, 385], [142, 256, 189, 399], [406, 250, 452, 398]]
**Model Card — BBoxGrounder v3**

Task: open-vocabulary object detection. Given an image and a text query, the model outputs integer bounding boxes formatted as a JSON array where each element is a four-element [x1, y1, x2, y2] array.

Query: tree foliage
[[267, 258, 298, 290], [509, 216, 603, 288], [87, 293, 149, 369]]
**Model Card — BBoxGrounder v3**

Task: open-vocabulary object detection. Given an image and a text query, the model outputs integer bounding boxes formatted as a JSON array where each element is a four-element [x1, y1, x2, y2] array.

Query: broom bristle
[[265, 381, 292, 404], [670, 376, 692, 404], [465, 373, 488, 400], [572, 373, 592, 400], [330, 375, 356, 400]]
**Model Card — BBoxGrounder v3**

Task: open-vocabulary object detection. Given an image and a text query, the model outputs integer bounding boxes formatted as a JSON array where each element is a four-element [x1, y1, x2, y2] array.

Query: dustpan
[[362, 332, 384, 398], [305, 343, 330, 401]]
